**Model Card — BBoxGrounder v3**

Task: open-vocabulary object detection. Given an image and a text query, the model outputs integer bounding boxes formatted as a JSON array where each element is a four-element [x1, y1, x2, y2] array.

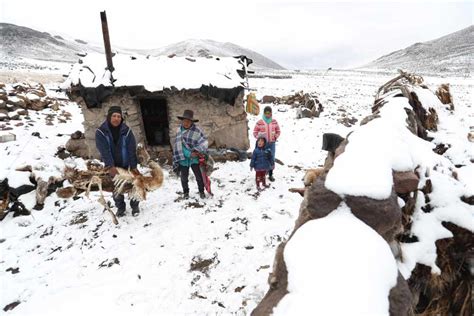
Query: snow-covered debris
[[259, 90, 324, 119], [0, 82, 58, 116], [0, 131, 15, 143], [0, 82, 84, 215]]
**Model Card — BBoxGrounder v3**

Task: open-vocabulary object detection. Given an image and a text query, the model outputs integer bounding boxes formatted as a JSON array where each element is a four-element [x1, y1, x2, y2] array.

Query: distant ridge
[[362, 25, 473, 75], [135, 39, 285, 70], [0, 23, 284, 71], [0, 23, 102, 63]]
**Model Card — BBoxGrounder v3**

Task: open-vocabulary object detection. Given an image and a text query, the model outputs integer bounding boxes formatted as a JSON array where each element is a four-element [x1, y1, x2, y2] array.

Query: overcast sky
[[1, 0, 472, 69]]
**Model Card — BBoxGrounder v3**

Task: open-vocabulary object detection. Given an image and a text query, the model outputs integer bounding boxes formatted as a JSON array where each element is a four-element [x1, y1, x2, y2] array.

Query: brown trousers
[[255, 170, 267, 189]]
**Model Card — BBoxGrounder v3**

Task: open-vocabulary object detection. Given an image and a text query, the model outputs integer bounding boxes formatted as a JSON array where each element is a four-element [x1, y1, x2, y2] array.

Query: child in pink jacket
[[253, 106, 281, 182]]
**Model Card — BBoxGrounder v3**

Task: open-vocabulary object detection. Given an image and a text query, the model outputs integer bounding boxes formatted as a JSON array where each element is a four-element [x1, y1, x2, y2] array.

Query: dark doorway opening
[[139, 98, 170, 146]]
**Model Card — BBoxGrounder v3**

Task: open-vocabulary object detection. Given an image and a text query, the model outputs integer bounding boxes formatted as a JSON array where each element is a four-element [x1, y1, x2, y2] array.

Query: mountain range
[[0, 23, 103, 63], [135, 39, 285, 70], [0, 23, 284, 70], [1, 22, 472, 74], [362, 25, 473, 75]]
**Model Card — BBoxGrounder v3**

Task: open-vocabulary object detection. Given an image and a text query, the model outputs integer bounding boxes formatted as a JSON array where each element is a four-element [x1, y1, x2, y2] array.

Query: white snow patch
[[7, 96, 24, 104], [274, 203, 398, 316], [6, 170, 32, 188], [25, 93, 40, 101], [18, 190, 37, 210], [325, 98, 441, 199], [457, 164, 474, 194]]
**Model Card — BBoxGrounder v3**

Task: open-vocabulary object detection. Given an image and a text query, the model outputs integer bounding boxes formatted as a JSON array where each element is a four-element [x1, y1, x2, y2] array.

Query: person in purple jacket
[[95, 106, 140, 217]]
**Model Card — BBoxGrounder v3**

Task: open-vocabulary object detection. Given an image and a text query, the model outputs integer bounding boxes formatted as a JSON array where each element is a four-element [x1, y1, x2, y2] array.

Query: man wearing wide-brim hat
[[172, 110, 208, 199]]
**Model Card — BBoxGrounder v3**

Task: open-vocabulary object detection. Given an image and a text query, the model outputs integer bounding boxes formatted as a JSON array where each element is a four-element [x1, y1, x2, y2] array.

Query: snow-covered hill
[[362, 25, 474, 75], [0, 23, 102, 65], [135, 39, 285, 70]]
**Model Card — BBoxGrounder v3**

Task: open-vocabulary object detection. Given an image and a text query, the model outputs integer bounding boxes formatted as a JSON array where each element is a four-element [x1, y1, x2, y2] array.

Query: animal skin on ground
[[303, 168, 325, 187]]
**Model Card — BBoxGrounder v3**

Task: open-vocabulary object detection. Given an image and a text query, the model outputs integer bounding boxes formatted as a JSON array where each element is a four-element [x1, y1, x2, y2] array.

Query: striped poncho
[[172, 124, 208, 168]]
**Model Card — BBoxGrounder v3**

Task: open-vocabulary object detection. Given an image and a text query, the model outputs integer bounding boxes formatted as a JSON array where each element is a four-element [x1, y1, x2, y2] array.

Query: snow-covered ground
[[0, 70, 472, 315]]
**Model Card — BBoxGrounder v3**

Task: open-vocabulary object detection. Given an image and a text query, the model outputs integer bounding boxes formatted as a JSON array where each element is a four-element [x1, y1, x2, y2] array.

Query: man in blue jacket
[[96, 106, 140, 217]]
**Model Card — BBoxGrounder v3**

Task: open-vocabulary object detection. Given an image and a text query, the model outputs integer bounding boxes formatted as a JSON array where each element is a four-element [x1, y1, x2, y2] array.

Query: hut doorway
[[139, 98, 170, 146]]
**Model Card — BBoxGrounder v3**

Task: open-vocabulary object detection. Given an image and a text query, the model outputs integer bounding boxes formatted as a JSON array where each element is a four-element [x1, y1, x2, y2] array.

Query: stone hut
[[63, 53, 251, 162]]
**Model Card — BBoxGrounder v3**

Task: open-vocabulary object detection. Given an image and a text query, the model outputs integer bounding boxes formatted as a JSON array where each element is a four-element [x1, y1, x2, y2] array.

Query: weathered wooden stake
[[100, 11, 114, 72]]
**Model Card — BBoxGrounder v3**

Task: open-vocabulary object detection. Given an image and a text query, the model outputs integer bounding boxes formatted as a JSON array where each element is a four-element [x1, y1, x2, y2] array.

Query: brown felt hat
[[177, 109, 199, 122]]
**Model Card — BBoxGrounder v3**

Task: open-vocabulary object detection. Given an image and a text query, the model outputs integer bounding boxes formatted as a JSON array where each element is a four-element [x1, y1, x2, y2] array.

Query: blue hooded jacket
[[95, 121, 138, 169], [250, 137, 274, 171]]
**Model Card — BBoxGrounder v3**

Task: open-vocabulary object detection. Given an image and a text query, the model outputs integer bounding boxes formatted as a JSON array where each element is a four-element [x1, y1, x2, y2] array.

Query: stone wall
[[166, 90, 249, 151], [71, 88, 249, 160], [76, 90, 145, 159]]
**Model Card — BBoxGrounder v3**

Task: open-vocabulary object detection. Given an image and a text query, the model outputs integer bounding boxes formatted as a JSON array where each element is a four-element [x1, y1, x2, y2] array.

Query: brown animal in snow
[[56, 186, 77, 199], [289, 168, 326, 197], [303, 168, 325, 187]]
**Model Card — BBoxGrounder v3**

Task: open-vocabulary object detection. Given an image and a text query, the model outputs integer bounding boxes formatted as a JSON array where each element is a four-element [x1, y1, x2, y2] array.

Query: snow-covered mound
[[274, 204, 398, 315]]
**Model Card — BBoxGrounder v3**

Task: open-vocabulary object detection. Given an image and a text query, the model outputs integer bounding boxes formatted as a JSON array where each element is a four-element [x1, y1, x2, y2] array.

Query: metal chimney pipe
[[100, 11, 114, 72]]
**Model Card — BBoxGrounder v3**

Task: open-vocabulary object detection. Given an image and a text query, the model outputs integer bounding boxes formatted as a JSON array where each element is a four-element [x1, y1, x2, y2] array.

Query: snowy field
[[0, 69, 472, 315]]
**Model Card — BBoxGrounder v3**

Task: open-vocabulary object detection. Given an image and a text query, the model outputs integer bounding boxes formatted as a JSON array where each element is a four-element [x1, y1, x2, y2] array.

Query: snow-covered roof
[[62, 52, 249, 91]]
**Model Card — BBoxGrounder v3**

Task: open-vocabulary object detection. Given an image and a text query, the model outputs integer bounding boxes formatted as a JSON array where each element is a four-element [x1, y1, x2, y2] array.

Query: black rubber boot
[[131, 199, 140, 216], [116, 208, 126, 217], [268, 170, 275, 182]]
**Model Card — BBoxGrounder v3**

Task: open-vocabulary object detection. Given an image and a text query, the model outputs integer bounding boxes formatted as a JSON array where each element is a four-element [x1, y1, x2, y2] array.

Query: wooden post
[[100, 11, 114, 72]]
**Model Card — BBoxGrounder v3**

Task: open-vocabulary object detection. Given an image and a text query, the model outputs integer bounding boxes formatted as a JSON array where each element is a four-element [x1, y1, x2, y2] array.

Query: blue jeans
[[268, 142, 276, 169]]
